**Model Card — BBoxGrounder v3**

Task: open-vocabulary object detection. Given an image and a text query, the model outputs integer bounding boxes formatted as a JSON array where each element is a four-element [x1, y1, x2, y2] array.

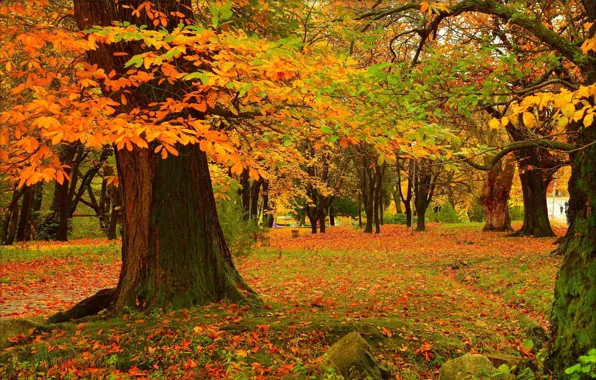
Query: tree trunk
[[404, 201, 412, 227], [16, 185, 34, 242], [379, 194, 384, 226], [548, 124, 596, 374], [318, 196, 326, 233], [107, 184, 121, 240], [329, 205, 335, 226], [262, 181, 274, 228], [112, 145, 260, 311], [506, 125, 556, 237], [307, 210, 317, 234], [358, 195, 362, 228], [415, 198, 427, 232], [514, 164, 555, 237], [481, 155, 515, 232], [6, 202, 19, 245], [248, 179, 262, 220]]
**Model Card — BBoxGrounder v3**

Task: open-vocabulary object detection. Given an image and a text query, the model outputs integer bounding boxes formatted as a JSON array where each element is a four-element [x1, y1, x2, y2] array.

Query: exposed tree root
[[47, 288, 116, 323]]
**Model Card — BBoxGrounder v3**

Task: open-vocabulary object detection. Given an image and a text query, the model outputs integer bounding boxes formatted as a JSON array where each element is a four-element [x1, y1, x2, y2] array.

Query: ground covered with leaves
[[0, 224, 564, 379]]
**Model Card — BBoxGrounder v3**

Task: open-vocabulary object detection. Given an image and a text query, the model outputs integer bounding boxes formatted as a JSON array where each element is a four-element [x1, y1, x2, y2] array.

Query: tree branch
[[464, 140, 577, 171]]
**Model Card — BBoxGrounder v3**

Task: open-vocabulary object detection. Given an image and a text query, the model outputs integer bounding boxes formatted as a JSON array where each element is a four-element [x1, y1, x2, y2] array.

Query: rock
[[485, 353, 521, 369], [322, 332, 383, 380], [518, 315, 549, 350], [439, 354, 499, 379], [0, 319, 42, 349]]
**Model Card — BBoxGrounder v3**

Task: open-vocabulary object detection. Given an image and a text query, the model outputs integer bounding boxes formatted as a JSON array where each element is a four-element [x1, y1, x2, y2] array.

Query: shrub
[[216, 196, 261, 257], [437, 203, 460, 223], [384, 213, 408, 225], [508, 205, 524, 221], [468, 199, 486, 222]]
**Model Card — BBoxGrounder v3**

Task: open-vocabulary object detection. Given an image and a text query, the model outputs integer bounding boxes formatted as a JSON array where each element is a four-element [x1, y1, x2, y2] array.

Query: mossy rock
[[439, 354, 505, 379], [0, 319, 43, 349], [321, 332, 383, 380], [518, 315, 548, 350]]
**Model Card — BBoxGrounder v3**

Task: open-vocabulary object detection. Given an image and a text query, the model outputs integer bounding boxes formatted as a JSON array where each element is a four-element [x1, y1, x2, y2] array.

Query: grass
[[0, 223, 563, 379]]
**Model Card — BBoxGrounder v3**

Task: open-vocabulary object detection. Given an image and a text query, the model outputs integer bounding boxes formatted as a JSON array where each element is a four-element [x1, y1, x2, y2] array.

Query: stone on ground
[[321, 332, 383, 380], [439, 354, 500, 379]]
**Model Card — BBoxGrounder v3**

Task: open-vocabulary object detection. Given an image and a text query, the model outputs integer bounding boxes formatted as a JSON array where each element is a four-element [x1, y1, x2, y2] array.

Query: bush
[[508, 205, 524, 221], [468, 200, 486, 222], [384, 213, 408, 225], [437, 203, 460, 223], [216, 196, 261, 257]]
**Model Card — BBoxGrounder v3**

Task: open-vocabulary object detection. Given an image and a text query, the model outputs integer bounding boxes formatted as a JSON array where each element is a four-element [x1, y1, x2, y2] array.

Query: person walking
[[564, 201, 570, 225]]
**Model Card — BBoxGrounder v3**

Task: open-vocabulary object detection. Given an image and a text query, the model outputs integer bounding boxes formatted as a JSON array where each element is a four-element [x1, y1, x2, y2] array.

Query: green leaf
[[124, 56, 143, 68], [565, 363, 581, 374], [523, 339, 534, 350]]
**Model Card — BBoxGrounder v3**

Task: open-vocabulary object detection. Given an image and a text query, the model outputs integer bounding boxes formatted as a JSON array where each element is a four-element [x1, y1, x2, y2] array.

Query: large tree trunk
[[548, 124, 596, 374], [318, 196, 327, 233], [111, 146, 259, 311], [481, 155, 515, 232]]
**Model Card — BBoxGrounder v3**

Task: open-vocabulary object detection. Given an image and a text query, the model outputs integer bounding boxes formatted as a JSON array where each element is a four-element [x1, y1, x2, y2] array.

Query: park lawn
[[0, 224, 563, 379]]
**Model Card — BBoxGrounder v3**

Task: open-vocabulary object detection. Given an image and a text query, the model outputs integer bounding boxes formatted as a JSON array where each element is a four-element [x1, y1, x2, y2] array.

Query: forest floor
[[0, 223, 565, 379]]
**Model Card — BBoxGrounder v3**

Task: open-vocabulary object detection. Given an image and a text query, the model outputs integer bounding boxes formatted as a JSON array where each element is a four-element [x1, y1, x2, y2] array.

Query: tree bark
[[262, 181, 274, 228], [506, 125, 556, 237], [318, 196, 327, 233], [398, 159, 413, 227], [548, 124, 596, 374], [108, 145, 260, 311], [16, 185, 34, 242], [414, 161, 437, 232], [480, 154, 515, 232]]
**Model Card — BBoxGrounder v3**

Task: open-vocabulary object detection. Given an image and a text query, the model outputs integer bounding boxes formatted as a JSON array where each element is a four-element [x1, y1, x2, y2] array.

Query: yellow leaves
[[584, 113, 594, 127], [522, 112, 537, 128], [581, 36, 596, 54], [561, 104, 575, 119], [488, 118, 501, 129], [5, 61, 12, 72]]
